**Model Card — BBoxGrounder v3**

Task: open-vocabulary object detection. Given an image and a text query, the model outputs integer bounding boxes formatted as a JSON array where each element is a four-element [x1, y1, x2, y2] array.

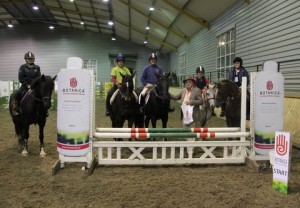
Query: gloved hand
[[117, 84, 122, 90]]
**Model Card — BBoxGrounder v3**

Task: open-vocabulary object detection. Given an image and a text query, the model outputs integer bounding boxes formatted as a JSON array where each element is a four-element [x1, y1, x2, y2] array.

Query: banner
[[272, 131, 292, 194], [57, 68, 91, 156], [254, 61, 284, 155]]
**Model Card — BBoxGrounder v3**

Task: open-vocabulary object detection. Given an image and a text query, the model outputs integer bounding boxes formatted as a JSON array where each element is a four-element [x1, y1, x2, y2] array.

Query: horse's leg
[[162, 115, 168, 141], [38, 122, 46, 157], [21, 125, 30, 156], [145, 115, 150, 128], [151, 117, 157, 141]]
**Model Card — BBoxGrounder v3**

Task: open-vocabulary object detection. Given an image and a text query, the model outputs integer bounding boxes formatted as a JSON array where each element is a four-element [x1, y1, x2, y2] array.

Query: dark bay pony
[[215, 79, 241, 127], [9, 75, 56, 156], [144, 73, 171, 129], [110, 72, 138, 140]]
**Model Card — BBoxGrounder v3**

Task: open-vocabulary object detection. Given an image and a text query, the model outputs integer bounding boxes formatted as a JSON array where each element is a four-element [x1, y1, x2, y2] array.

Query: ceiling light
[[112, 37, 116, 41], [108, 21, 114, 26], [149, 7, 154, 11], [144, 40, 148, 44], [80, 21, 84, 25], [145, 26, 150, 30], [7, 21, 13, 28], [33, 3, 39, 10], [70, 0, 74, 2], [103, 0, 109, 2], [49, 25, 54, 29]]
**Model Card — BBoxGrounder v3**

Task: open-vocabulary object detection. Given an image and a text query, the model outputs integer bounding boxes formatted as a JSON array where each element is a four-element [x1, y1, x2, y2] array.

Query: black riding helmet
[[116, 54, 125, 62], [24, 51, 35, 59], [233, 57, 243, 66], [196, 66, 205, 74], [148, 53, 157, 62]]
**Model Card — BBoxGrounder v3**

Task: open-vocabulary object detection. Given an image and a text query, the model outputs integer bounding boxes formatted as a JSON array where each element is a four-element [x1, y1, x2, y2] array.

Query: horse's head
[[154, 72, 170, 102], [31, 75, 56, 109], [206, 88, 215, 108], [215, 79, 239, 107], [120, 71, 135, 102]]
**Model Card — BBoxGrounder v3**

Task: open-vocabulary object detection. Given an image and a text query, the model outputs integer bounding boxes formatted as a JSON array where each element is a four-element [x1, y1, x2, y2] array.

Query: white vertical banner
[[254, 61, 284, 155], [57, 68, 92, 156], [272, 131, 292, 194]]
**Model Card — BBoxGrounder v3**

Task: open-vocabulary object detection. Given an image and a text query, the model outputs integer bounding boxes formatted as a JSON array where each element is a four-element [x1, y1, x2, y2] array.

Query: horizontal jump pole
[[96, 127, 241, 133], [94, 132, 250, 139]]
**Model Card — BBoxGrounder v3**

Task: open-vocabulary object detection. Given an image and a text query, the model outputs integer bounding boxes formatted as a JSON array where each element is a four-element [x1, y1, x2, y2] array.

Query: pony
[[215, 79, 241, 127], [199, 88, 216, 127], [9, 75, 56, 156], [110, 72, 138, 140], [143, 73, 171, 129]]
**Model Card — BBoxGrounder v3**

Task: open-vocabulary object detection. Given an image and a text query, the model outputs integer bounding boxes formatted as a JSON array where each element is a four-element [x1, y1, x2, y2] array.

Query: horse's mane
[[219, 79, 239, 90]]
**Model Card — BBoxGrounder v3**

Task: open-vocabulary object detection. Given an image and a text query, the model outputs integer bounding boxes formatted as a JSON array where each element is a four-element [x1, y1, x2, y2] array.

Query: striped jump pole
[[96, 127, 241, 133], [94, 132, 251, 139]]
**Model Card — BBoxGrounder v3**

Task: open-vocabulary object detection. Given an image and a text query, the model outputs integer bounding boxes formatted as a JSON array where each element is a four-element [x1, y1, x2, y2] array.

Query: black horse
[[215, 79, 241, 127], [144, 73, 171, 129], [9, 75, 56, 156], [110, 72, 138, 140]]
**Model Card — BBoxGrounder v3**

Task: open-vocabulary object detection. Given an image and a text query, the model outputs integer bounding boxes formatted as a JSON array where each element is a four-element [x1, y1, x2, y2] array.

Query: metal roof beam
[[116, 17, 176, 51], [118, 0, 188, 42], [162, 0, 210, 29]]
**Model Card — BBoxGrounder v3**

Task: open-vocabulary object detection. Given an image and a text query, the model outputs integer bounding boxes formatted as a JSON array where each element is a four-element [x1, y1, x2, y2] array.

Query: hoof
[[21, 149, 28, 156], [40, 148, 46, 157]]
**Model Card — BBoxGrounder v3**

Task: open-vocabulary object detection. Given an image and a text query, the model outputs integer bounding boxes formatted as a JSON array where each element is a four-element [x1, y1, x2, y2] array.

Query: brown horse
[[215, 79, 241, 127]]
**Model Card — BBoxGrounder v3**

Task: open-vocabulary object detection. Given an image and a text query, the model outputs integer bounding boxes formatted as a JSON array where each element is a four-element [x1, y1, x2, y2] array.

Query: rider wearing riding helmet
[[224, 56, 250, 119], [105, 53, 131, 116], [195, 65, 216, 116], [139, 53, 163, 113], [12, 51, 41, 116]]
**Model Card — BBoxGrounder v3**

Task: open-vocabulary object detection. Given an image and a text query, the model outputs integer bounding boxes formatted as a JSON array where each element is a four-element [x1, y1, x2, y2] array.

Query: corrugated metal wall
[[0, 23, 169, 86], [170, 0, 300, 78]]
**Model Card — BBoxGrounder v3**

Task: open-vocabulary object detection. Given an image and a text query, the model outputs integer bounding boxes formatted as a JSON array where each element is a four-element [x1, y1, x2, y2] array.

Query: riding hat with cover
[[148, 53, 157, 61], [196, 66, 205, 74], [24, 51, 35, 59], [233, 57, 243, 65], [116, 54, 125, 62]]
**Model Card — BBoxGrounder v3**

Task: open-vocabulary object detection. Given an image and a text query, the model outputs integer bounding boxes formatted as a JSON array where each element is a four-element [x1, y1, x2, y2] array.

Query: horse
[[143, 73, 171, 130], [9, 75, 56, 156], [215, 79, 241, 128], [199, 88, 216, 127], [110, 72, 138, 140]]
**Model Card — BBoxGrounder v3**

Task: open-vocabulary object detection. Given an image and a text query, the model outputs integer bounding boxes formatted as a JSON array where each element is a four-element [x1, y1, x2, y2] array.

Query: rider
[[105, 53, 131, 116], [226, 56, 250, 119], [195, 66, 216, 116], [139, 53, 163, 113], [12, 51, 41, 116]]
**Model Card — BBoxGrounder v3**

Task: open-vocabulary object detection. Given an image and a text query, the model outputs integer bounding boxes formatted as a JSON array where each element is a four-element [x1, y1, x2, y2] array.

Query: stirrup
[[139, 106, 145, 114], [12, 110, 20, 116]]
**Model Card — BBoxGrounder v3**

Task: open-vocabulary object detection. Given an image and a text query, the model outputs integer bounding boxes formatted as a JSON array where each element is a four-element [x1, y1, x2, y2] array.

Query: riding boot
[[211, 107, 216, 116], [139, 96, 145, 114], [12, 99, 20, 116], [105, 98, 111, 116]]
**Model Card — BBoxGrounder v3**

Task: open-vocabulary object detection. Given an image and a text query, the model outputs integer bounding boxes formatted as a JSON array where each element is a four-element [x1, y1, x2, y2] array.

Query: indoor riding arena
[[0, 0, 300, 207]]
